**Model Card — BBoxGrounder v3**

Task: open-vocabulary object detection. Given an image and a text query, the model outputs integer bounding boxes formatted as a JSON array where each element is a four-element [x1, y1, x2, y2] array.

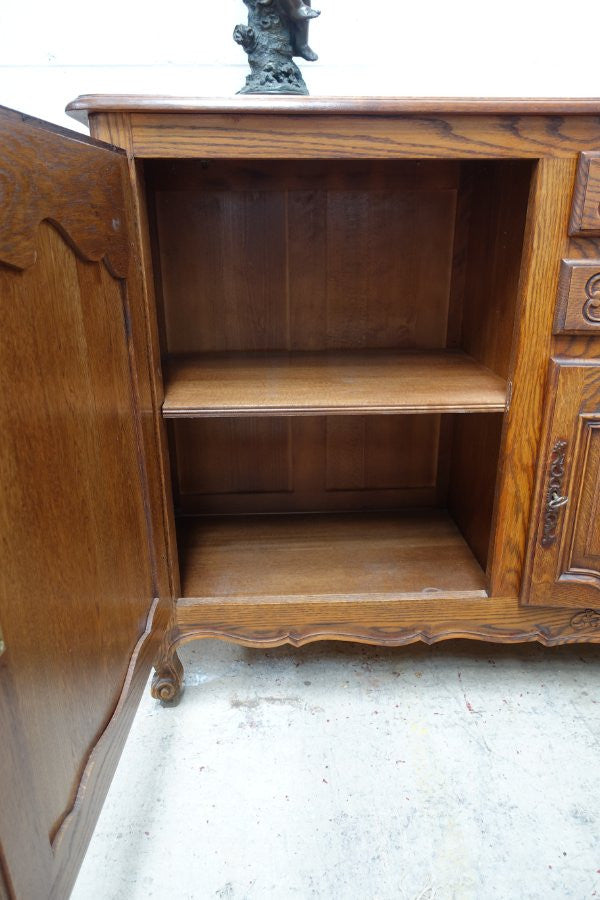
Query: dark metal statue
[[234, 0, 321, 96]]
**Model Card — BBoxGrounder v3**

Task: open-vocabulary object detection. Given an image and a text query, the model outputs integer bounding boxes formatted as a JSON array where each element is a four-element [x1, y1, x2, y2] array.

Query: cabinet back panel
[[147, 159, 521, 548], [173, 414, 442, 514], [147, 160, 460, 354]]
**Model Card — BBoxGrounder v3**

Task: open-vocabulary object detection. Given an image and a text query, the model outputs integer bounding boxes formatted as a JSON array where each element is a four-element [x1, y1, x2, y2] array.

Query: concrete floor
[[72, 639, 600, 900]]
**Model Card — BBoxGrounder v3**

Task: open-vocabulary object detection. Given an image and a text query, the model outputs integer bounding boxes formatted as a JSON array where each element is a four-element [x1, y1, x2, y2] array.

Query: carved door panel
[[0, 106, 167, 899], [522, 358, 600, 607]]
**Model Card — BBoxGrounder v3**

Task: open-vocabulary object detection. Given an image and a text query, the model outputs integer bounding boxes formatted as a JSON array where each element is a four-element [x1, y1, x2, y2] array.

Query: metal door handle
[[548, 492, 569, 510]]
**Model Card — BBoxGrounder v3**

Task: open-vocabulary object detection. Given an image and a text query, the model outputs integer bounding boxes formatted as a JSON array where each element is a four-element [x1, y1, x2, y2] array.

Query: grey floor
[[72, 639, 600, 900]]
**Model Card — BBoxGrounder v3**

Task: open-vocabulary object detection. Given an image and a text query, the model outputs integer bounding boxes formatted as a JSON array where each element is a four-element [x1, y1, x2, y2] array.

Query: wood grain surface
[[0, 220, 158, 898], [171, 413, 448, 516], [177, 510, 488, 602], [162, 351, 507, 417], [486, 157, 577, 598], [522, 358, 600, 607], [148, 159, 458, 356], [569, 152, 600, 236], [0, 108, 167, 900], [126, 114, 600, 161], [555, 259, 600, 333], [66, 94, 600, 126], [172, 610, 600, 648], [0, 105, 129, 275], [90, 113, 182, 602]]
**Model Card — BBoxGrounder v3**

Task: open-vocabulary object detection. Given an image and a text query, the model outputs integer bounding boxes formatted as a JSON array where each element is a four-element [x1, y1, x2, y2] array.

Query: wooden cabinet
[[2, 96, 600, 897]]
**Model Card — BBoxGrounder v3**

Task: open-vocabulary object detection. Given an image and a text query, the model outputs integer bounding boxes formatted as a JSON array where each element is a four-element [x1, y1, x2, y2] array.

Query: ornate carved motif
[[554, 260, 600, 334], [167, 617, 600, 656], [234, 0, 320, 96], [571, 609, 600, 630], [151, 609, 600, 706], [541, 440, 569, 549], [583, 272, 600, 324]]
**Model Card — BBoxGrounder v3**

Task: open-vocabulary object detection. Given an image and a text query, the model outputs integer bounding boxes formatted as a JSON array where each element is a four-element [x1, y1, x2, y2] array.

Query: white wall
[[1, 0, 598, 134]]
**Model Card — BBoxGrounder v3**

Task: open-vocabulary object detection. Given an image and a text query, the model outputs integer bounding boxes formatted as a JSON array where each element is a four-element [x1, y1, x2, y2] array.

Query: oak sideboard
[[1, 96, 600, 897]]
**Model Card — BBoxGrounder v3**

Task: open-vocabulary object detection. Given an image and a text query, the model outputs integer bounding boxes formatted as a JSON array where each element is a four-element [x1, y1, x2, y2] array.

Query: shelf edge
[[162, 402, 507, 418]]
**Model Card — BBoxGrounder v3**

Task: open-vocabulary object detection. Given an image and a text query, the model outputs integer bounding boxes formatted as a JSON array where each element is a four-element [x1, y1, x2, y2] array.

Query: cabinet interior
[[144, 157, 534, 603]]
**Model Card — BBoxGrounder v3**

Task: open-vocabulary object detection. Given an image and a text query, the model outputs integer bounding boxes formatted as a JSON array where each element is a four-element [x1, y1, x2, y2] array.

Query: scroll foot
[[151, 649, 184, 703]]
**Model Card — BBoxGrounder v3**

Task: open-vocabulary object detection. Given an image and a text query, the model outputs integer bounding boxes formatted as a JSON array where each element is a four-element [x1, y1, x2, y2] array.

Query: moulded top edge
[[65, 95, 600, 126]]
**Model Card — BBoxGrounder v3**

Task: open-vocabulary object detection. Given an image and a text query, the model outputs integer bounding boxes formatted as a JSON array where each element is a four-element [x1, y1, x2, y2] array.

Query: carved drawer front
[[569, 152, 600, 236], [522, 359, 600, 608], [554, 260, 600, 333]]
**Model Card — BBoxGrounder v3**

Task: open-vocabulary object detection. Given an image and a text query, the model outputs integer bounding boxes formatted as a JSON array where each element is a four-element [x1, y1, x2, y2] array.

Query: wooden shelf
[[162, 350, 507, 418], [177, 510, 488, 603]]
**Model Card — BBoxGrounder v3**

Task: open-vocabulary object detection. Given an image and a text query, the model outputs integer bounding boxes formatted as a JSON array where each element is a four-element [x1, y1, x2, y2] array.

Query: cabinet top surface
[[66, 94, 600, 125]]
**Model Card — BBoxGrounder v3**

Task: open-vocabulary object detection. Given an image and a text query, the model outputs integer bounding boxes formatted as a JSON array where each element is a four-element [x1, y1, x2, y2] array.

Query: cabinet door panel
[[522, 359, 600, 606], [0, 106, 167, 900]]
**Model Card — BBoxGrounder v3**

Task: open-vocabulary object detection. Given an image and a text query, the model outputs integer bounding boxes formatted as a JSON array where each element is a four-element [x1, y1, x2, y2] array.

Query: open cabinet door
[[0, 107, 170, 899]]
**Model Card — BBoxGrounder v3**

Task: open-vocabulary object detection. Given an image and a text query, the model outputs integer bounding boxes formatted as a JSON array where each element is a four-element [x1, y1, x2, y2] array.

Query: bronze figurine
[[234, 0, 321, 95]]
